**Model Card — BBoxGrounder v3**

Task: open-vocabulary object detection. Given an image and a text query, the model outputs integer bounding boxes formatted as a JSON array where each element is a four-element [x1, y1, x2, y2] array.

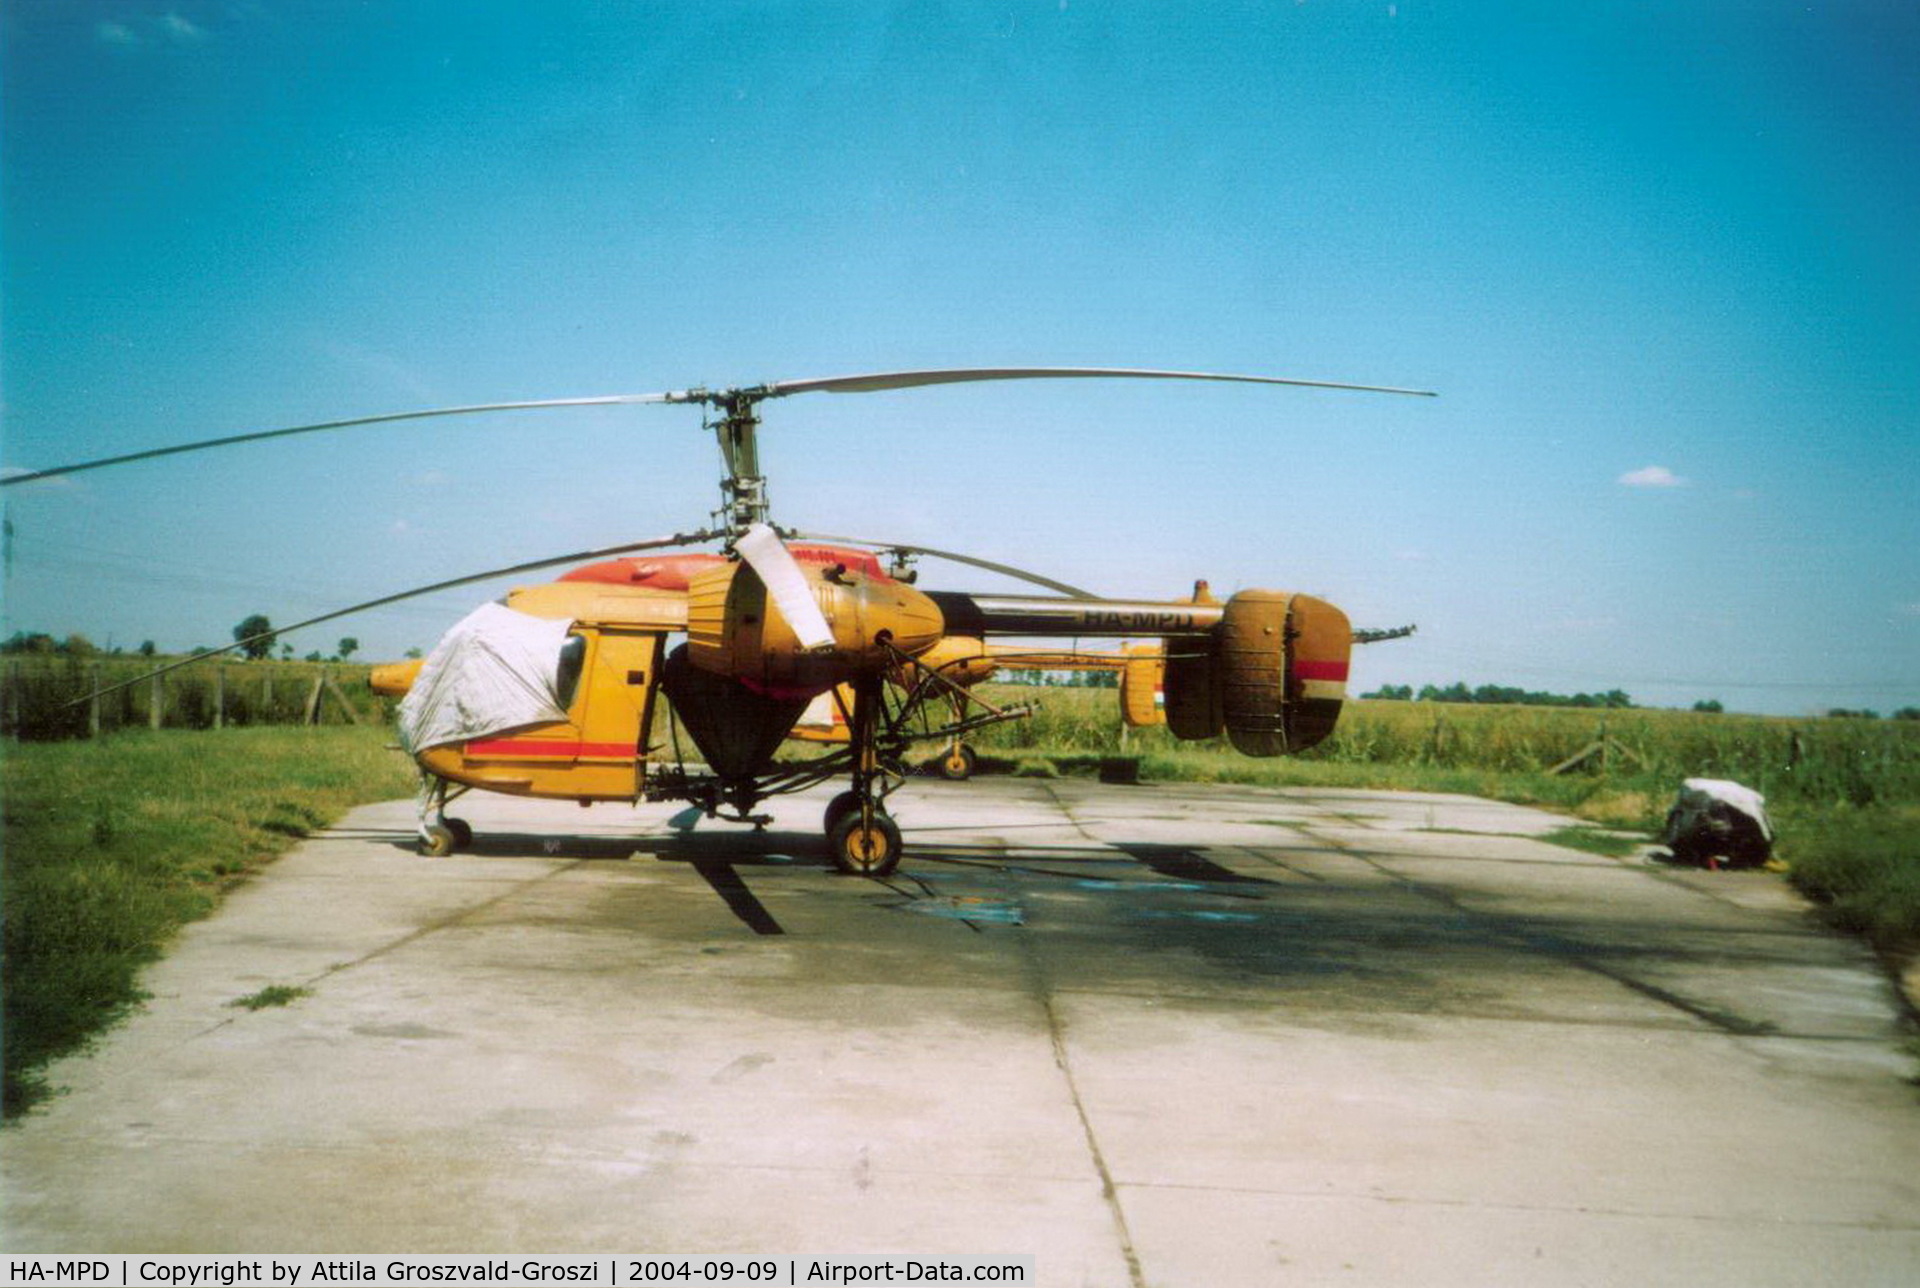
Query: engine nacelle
[[686, 561, 944, 697]]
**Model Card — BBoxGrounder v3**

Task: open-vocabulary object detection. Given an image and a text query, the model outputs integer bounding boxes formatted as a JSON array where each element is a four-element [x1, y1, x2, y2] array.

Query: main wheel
[[937, 743, 977, 781], [444, 817, 474, 848], [823, 791, 862, 837], [419, 823, 457, 857], [828, 810, 903, 877]]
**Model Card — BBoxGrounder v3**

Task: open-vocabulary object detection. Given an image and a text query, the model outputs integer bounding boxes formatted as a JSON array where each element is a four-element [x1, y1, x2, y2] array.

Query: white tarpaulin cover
[[1661, 776, 1775, 868], [1666, 777, 1774, 842], [398, 602, 574, 754]]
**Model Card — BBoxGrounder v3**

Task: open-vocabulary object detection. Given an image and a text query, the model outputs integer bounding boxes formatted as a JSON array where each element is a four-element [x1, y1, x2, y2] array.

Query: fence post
[[262, 671, 273, 723], [150, 671, 164, 730], [89, 662, 102, 738], [214, 665, 225, 730], [323, 672, 362, 725]]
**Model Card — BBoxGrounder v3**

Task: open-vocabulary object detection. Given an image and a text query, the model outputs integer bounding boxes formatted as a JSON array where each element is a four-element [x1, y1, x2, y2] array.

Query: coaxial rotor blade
[[1, 394, 682, 486], [69, 528, 722, 705], [734, 522, 835, 650], [788, 531, 1098, 598], [5, 365, 1432, 486], [764, 367, 1438, 400]]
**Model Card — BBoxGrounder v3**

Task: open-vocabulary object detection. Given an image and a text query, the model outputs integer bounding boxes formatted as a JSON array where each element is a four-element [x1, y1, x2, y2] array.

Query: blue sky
[[3, 1, 1915, 714]]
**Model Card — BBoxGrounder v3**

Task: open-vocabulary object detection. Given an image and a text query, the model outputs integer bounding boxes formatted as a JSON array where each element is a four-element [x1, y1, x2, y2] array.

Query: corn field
[[969, 685, 1920, 809]]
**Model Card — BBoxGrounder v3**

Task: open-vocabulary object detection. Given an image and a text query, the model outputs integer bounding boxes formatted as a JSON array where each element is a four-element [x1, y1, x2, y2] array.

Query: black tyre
[[445, 817, 474, 848], [828, 810, 903, 877], [823, 790, 862, 837], [937, 744, 977, 781]]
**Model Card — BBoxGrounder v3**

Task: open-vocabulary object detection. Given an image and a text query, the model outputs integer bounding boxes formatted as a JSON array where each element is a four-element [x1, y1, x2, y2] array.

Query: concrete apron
[[4, 780, 1917, 1286]]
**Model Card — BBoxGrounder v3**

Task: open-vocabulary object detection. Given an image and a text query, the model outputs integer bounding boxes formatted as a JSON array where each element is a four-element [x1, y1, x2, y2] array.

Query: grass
[[1771, 804, 1920, 953], [1, 725, 416, 1117]]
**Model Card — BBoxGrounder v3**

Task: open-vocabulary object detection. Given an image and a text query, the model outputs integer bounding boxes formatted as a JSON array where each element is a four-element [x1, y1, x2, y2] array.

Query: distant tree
[[280, 643, 294, 660], [1826, 708, 1880, 720], [233, 614, 275, 661], [337, 636, 360, 660], [1894, 707, 1920, 721], [404, 647, 423, 660], [304, 650, 323, 663], [1362, 684, 1413, 701], [1412, 680, 1634, 709], [1691, 699, 1723, 713], [60, 634, 96, 656], [2, 631, 56, 654], [138, 640, 157, 657]]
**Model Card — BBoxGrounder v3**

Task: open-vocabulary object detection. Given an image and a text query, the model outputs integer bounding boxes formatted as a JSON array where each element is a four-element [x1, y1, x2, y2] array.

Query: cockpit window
[[555, 634, 588, 711]]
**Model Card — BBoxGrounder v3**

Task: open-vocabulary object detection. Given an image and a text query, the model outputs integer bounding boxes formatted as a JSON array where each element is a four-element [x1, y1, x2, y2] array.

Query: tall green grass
[[971, 687, 1920, 812], [1, 725, 416, 1116]]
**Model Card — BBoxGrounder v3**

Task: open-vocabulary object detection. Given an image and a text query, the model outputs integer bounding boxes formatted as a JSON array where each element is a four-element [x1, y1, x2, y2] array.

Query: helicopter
[[4, 366, 1431, 876]]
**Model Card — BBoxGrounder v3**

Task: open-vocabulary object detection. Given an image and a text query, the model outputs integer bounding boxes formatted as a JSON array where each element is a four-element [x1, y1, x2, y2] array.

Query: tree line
[[4, 616, 363, 665], [1362, 682, 1634, 709], [1363, 681, 1920, 720]]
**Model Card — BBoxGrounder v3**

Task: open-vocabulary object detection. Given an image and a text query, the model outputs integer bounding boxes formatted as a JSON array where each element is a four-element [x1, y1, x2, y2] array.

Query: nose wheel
[[416, 776, 475, 855], [418, 816, 473, 856]]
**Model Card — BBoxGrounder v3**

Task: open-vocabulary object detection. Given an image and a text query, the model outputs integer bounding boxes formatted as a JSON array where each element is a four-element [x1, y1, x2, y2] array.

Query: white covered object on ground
[[1662, 777, 1774, 867], [398, 603, 573, 753]]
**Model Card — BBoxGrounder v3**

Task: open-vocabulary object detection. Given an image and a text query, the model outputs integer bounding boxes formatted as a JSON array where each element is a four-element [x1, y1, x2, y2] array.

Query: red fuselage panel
[[559, 545, 892, 591]]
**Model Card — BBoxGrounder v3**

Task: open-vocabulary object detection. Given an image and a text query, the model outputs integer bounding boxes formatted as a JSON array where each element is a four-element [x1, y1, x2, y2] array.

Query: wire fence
[[1, 656, 394, 741]]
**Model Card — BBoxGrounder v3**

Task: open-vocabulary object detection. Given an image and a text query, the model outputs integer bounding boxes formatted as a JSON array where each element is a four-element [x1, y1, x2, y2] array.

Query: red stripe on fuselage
[[465, 738, 635, 758], [1294, 660, 1350, 682]]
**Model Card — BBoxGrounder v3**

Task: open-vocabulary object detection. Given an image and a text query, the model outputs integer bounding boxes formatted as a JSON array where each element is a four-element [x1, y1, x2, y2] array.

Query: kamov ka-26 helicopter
[[5, 366, 1431, 875]]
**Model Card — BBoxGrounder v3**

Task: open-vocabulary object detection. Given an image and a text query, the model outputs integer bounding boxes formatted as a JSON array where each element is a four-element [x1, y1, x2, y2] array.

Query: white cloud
[[1617, 465, 1688, 488], [162, 12, 208, 43], [96, 21, 139, 45]]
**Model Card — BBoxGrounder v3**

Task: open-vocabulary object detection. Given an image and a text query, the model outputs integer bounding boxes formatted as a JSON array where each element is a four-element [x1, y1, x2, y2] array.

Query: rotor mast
[[708, 389, 771, 532]]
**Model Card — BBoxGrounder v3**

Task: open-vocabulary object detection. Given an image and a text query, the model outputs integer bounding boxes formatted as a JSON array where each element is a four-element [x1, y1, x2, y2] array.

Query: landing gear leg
[[416, 776, 473, 856], [826, 674, 903, 877], [931, 691, 977, 779]]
